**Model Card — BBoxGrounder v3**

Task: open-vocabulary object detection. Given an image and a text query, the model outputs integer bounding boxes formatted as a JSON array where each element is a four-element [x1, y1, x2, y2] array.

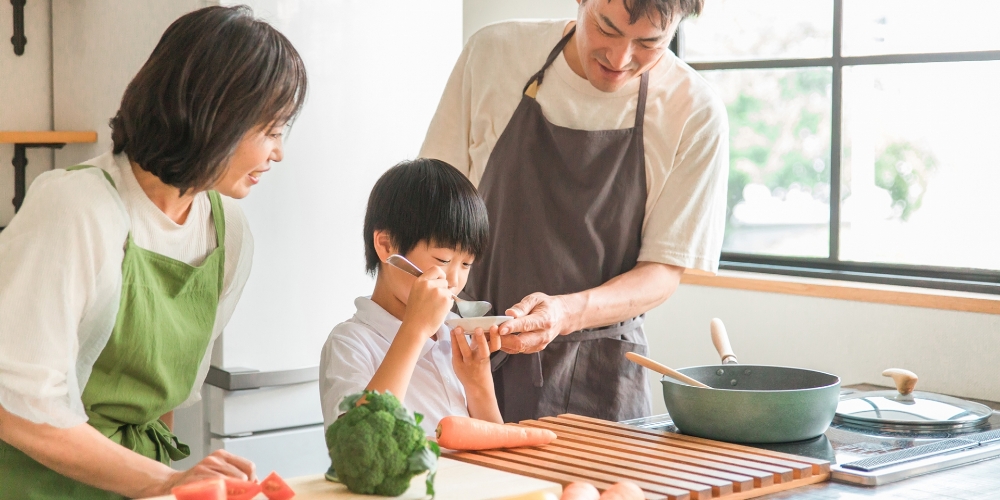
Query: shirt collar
[[353, 296, 454, 358]]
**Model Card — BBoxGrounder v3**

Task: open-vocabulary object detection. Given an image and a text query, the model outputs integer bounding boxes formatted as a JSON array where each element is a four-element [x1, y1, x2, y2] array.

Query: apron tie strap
[[91, 414, 191, 463]]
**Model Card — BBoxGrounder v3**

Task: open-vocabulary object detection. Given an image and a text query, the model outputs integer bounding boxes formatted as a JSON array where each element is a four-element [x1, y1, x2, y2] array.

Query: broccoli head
[[326, 391, 440, 497]]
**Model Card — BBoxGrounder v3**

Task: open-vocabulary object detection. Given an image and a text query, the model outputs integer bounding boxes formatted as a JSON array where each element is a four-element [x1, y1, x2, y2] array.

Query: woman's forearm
[[0, 404, 175, 498]]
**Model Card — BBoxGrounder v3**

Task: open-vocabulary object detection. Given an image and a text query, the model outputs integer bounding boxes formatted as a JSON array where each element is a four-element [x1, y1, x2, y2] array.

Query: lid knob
[[882, 368, 918, 395]]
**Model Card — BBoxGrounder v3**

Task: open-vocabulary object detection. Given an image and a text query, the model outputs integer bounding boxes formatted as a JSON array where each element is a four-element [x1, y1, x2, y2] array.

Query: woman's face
[[213, 123, 286, 199]]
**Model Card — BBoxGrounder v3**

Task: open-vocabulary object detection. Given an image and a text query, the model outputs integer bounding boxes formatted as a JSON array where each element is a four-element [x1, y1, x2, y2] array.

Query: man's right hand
[[401, 266, 454, 337]]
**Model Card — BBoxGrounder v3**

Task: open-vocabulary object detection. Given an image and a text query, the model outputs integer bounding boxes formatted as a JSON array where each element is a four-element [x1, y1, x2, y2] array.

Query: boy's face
[[383, 239, 476, 306]]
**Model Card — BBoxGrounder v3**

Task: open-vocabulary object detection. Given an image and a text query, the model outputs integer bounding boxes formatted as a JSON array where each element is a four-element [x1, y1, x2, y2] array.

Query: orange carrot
[[561, 482, 600, 500], [435, 416, 557, 450], [598, 482, 644, 500]]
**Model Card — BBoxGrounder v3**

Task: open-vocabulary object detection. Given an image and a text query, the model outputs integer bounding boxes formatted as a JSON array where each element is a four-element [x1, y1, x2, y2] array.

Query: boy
[[319, 158, 503, 435]]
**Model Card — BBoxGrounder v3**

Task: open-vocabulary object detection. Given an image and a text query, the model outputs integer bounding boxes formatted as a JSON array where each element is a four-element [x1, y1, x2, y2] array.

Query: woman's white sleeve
[[178, 197, 254, 407], [0, 169, 126, 427]]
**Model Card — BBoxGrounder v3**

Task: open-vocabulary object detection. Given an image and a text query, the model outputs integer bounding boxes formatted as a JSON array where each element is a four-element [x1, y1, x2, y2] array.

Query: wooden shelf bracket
[[10, 0, 26, 55], [1, 131, 98, 232]]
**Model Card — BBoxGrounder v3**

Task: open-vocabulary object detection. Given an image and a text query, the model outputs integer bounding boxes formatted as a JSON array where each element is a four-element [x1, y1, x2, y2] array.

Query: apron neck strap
[[523, 24, 651, 132], [523, 25, 578, 96], [634, 71, 649, 131]]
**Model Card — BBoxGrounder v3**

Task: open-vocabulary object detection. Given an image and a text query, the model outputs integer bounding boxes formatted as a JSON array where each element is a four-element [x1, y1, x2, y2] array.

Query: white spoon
[[385, 254, 492, 318]]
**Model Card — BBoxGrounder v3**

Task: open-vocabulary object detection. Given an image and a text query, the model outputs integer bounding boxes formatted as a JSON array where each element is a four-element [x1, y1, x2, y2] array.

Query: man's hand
[[494, 263, 684, 355], [497, 293, 575, 355]]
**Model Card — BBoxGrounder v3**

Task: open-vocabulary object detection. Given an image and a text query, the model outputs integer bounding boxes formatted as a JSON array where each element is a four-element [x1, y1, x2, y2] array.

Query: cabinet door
[[212, 425, 329, 478]]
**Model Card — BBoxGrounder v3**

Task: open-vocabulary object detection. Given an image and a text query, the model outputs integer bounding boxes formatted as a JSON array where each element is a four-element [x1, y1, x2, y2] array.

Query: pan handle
[[710, 318, 738, 364]]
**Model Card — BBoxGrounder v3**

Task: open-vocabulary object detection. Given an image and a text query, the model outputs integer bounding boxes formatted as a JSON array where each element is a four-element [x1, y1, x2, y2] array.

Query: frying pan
[[656, 319, 841, 443]]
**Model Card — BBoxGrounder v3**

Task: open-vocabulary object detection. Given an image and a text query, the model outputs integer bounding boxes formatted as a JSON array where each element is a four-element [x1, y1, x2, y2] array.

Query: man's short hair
[[363, 159, 490, 276], [111, 6, 308, 193], [586, 0, 705, 29]]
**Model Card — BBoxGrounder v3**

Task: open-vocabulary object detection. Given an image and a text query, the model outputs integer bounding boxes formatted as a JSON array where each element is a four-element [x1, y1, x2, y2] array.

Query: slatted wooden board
[[445, 414, 830, 500]]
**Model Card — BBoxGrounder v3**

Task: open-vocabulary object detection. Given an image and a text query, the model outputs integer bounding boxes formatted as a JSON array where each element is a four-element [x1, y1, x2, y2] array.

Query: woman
[[0, 6, 306, 499]]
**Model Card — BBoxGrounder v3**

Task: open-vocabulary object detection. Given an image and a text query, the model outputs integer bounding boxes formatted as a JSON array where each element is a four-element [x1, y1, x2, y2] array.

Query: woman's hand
[[451, 326, 503, 423], [164, 449, 257, 491], [400, 266, 454, 339]]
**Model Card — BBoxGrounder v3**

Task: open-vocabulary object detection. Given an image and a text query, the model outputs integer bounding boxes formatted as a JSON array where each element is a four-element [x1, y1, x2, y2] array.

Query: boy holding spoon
[[319, 159, 504, 435]]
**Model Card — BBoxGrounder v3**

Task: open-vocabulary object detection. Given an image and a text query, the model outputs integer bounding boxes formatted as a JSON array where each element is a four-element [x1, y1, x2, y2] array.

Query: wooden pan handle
[[625, 352, 711, 389], [710, 318, 738, 364], [883, 368, 918, 395]]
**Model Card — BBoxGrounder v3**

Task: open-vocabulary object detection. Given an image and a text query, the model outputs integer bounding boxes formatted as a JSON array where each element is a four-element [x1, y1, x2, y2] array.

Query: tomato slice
[[225, 478, 262, 500], [260, 471, 295, 500], [171, 478, 226, 500]]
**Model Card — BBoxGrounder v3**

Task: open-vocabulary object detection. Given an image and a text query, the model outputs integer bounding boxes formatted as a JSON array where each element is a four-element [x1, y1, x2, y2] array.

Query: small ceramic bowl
[[444, 316, 512, 334]]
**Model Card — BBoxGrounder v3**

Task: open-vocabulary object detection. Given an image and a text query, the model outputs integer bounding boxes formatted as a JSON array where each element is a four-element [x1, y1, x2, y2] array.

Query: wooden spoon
[[625, 352, 711, 389]]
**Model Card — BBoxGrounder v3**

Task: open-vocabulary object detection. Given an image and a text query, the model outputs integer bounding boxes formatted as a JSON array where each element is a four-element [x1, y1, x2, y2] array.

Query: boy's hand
[[450, 326, 500, 389], [401, 266, 453, 338]]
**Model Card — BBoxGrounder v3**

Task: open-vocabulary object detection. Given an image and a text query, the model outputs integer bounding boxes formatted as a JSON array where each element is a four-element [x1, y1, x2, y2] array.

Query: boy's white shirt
[[319, 296, 470, 436]]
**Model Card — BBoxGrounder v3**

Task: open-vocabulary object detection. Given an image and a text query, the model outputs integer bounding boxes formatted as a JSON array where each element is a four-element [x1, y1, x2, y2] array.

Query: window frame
[[673, 0, 1000, 295]]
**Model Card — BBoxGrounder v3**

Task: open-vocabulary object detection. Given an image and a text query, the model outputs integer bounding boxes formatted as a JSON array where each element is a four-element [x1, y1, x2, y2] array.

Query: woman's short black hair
[[111, 5, 307, 193], [364, 159, 489, 276]]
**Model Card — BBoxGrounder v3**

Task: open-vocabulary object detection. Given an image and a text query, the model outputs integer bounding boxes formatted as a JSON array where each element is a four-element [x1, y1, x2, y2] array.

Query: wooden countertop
[[141, 457, 561, 500]]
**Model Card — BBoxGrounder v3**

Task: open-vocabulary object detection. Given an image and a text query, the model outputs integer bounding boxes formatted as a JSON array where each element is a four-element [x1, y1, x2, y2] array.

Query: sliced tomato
[[225, 477, 262, 500], [260, 471, 295, 500], [171, 478, 226, 500]]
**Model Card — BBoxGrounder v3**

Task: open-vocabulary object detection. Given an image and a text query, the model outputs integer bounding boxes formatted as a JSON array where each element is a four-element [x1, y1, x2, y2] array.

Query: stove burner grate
[[840, 438, 979, 472], [967, 429, 1000, 444]]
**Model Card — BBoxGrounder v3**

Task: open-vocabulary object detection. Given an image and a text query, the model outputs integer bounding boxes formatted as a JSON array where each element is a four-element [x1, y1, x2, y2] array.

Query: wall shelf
[[1, 130, 98, 231]]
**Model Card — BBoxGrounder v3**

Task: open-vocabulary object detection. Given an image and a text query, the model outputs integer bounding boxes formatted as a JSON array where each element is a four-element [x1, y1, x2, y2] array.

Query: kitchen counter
[[755, 387, 1000, 499], [758, 456, 1000, 499], [141, 457, 561, 500]]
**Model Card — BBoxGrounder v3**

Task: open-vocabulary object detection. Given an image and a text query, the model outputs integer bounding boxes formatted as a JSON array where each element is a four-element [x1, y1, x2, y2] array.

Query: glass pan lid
[[835, 390, 993, 429]]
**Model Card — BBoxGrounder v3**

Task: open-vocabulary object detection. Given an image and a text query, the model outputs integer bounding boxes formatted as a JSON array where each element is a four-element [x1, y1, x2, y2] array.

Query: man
[[420, 0, 728, 422]]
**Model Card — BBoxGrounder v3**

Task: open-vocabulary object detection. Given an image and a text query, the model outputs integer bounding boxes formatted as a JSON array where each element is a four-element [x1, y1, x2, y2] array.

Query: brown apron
[[467, 26, 653, 423]]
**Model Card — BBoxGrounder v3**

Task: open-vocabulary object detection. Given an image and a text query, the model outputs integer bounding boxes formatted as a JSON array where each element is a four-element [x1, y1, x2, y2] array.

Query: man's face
[[574, 0, 681, 92]]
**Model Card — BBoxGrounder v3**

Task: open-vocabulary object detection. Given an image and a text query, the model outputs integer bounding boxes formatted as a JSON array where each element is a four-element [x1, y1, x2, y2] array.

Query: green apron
[[0, 166, 226, 500]]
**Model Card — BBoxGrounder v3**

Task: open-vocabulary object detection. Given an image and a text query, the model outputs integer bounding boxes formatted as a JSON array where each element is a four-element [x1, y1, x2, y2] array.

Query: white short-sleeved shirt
[[319, 297, 469, 436], [420, 20, 730, 273], [0, 151, 253, 428]]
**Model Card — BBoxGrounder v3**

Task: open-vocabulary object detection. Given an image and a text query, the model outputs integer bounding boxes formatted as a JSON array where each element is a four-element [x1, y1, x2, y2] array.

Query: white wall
[[0, 0, 53, 227], [216, 0, 464, 372], [461, 1, 1000, 417], [51, 0, 211, 167], [463, 0, 576, 42]]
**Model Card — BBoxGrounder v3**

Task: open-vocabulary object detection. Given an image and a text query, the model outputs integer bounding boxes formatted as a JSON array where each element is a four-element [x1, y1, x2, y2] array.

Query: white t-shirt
[[420, 20, 730, 273], [0, 151, 253, 428], [319, 297, 469, 436]]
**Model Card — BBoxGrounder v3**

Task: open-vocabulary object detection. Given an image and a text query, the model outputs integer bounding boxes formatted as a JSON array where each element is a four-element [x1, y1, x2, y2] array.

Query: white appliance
[[172, 0, 463, 477]]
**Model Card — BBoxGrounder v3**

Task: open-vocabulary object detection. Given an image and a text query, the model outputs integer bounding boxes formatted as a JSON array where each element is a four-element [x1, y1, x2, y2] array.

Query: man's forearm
[[559, 262, 683, 334]]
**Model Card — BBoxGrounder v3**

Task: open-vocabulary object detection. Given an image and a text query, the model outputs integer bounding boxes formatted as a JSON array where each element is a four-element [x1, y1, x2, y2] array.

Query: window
[[677, 0, 1000, 293]]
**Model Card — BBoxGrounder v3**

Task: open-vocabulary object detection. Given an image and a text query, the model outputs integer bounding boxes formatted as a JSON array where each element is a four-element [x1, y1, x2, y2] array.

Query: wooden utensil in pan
[[625, 352, 711, 389]]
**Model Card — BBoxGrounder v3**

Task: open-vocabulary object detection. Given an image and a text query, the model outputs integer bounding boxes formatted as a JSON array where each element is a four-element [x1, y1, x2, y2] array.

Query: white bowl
[[444, 316, 512, 333]]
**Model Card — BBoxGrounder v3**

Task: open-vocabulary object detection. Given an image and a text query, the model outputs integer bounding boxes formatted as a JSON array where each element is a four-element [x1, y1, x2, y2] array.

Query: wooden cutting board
[[140, 457, 561, 500], [446, 414, 830, 500]]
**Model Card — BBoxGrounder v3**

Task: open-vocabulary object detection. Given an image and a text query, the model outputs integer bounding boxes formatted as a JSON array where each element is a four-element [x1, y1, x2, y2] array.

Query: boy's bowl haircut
[[363, 158, 489, 276]]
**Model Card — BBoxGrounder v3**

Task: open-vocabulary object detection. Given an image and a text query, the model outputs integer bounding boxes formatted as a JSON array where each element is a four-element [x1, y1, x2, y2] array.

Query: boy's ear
[[372, 230, 397, 263]]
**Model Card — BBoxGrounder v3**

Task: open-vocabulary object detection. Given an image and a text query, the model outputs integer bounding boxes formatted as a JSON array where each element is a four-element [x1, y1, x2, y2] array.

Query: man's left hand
[[498, 292, 575, 354]]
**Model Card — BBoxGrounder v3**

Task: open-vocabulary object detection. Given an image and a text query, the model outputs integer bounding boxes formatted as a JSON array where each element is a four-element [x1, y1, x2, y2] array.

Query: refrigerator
[[171, 0, 464, 477]]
